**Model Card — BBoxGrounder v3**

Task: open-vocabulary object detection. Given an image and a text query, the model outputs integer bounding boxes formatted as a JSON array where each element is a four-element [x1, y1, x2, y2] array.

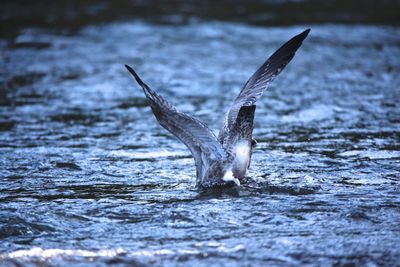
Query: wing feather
[[125, 65, 226, 179], [219, 29, 310, 142]]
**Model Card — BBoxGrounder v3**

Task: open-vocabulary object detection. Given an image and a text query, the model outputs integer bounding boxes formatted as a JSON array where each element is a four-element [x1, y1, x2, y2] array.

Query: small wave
[[338, 150, 400, 160], [109, 150, 190, 160], [1, 245, 245, 265], [282, 104, 337, 123]]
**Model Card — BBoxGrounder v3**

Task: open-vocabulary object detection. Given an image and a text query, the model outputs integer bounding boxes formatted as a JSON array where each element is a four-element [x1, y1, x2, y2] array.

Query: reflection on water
[[0, 18, 399, 266]]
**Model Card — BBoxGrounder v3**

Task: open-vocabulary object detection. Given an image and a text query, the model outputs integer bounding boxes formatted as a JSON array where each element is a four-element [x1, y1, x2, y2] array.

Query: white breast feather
[[234, 142, 250, 167]]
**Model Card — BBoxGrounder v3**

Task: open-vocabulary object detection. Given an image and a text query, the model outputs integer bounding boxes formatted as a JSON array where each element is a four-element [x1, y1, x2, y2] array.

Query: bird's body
[[125, 29, 310, 188]]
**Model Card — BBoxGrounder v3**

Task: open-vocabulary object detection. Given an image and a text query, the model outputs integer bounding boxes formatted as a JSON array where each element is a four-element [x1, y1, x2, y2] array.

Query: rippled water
[[1, 21, 400, 266]]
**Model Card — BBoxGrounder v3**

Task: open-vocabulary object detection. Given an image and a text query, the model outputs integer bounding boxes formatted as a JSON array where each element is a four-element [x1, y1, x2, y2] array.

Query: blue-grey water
[[1, 21, 400, 266]]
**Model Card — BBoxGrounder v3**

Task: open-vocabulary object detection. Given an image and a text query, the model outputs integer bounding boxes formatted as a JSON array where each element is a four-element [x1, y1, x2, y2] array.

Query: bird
[[125, 28, 310, 188]]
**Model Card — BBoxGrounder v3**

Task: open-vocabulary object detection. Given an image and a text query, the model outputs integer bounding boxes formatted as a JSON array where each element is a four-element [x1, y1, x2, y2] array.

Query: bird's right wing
[[125, 65, 227, 179], [218, 29, 310, 142]]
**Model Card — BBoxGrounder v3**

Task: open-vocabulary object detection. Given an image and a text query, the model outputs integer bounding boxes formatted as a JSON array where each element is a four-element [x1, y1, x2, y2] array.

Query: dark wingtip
[[295, 28, 311, 42], [124, 64, 146, 87]]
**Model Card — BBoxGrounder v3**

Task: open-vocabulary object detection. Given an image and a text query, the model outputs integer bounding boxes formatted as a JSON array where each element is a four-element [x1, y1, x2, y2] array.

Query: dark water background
[[1, 1, 400, 266]]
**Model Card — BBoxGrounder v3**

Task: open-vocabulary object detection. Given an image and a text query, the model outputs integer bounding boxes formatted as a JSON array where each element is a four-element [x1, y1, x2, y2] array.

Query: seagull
[[125, 29, 310, 188]]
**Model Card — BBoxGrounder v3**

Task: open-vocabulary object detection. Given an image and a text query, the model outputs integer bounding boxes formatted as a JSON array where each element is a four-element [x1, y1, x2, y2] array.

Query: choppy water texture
[[1, 21, 400, 266]]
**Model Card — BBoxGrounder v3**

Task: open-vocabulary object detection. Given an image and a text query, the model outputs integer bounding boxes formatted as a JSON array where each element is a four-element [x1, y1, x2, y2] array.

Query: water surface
[[0, 21, 400, 266]]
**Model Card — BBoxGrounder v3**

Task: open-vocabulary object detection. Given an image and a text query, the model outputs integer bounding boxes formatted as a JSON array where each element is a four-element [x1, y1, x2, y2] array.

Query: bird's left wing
[[125, 65, 227, 179]]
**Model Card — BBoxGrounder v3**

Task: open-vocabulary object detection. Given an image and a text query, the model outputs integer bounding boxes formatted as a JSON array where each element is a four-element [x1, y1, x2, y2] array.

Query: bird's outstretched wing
[[125, 65, 227, 180], [218, 29, 310, 142]]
